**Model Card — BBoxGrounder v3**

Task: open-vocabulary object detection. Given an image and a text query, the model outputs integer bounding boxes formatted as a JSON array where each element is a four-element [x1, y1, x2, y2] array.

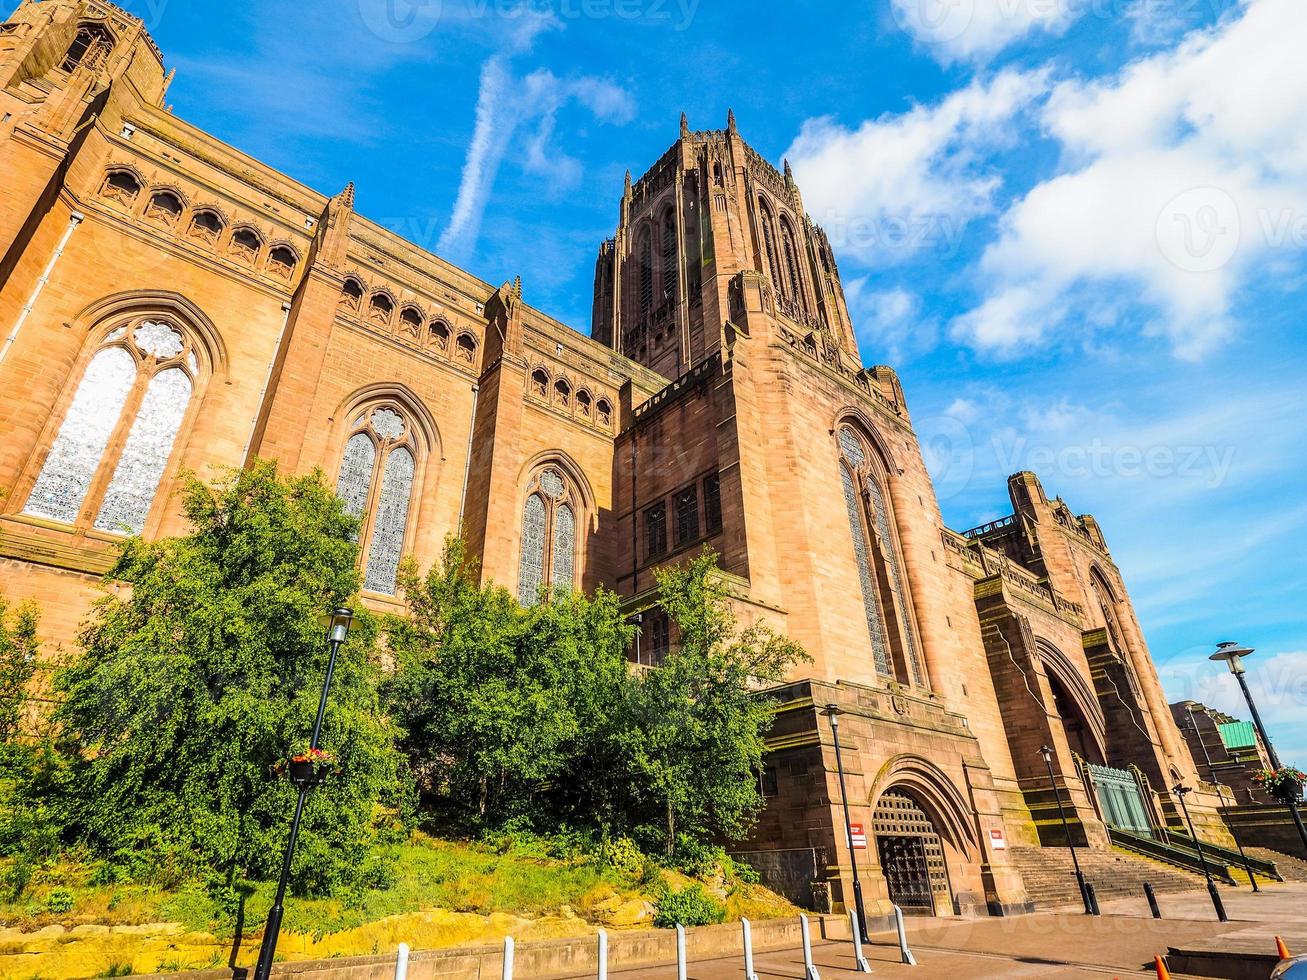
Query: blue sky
[[115, 0, 1306, 761]]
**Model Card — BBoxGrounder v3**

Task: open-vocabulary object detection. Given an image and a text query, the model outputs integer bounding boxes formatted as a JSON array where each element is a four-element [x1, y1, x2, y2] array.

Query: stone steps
[[1244, 846, 1307, 882], [1010, 845, 1209, 909]]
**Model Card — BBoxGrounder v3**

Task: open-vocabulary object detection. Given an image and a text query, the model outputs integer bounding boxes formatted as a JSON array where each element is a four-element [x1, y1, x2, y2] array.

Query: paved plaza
[[560, 884, 1307, 979]]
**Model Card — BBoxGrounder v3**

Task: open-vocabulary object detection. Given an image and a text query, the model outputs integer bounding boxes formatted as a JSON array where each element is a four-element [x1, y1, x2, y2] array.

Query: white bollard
[[503, 936, 515, 980], [676, 924, 688, 980], [800, 913, 821, 980], [893, 905, 917, 967], [742, 917, 760, 980], [850, 909, 872, 973], [394, 942, 410, 980], [597, 928, 608, 980]]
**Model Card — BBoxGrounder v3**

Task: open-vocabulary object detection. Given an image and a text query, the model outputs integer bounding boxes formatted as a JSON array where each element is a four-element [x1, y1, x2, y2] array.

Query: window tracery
[[61, 23, 113, 72], [455, 333, 477, 364], [517, 466, 582, 604], [340, 278, 364, 311], [102, 170, 140, 207], [188, 209, 224, 245], [229, 227, 261, 263], [429, 319, 451, 351], [638, 228, 654, 316], [554, 379, 571, 409], [368, 293, 395, 326], [267, 245, 298, 281], [576, 389, 593, 419], [758, 198, 783, 288], [661, 209, 679, 301], [596, 399, 613, 427], [780, 217, 806, 311], [837, 424, 926, 686], [334, 405, 421, 596], [24, 319, 202, 535], [145, 191, 183, 227]]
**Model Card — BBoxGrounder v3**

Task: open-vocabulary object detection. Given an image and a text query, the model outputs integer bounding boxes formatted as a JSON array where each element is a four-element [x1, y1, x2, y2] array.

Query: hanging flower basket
[[1253, 767, 1305, 804], [286, 748, 337, 788]]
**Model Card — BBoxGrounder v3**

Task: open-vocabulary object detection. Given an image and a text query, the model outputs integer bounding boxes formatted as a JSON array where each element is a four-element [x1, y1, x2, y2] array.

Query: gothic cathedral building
[[0, 1, 1230, 918]]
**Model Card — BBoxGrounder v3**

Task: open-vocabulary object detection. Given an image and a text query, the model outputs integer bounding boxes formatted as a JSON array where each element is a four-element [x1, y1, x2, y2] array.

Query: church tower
[[592, 111, 860, 380]]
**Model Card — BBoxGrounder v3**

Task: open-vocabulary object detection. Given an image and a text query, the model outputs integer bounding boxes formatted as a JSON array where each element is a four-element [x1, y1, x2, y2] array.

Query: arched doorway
[[873, 790, 951, 915], [1048, 675, 1107, 767]]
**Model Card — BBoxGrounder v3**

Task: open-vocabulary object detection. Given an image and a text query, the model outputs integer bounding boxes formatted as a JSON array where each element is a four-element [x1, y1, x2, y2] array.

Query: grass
[[2, 834, 635, 938]]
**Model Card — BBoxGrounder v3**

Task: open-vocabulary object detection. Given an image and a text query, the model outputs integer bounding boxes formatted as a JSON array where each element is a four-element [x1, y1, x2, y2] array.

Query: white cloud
[[843, 282, 939, 361], [890, 0, 1080, 63], [438, 29, 634, 259], [951, 0, 1307, 359], [785, 70, 1048, 267]]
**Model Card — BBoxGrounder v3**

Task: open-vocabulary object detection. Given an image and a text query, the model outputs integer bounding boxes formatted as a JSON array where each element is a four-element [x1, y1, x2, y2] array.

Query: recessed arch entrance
[[872, 789, 951, 915], [868, 756, 978, 917]]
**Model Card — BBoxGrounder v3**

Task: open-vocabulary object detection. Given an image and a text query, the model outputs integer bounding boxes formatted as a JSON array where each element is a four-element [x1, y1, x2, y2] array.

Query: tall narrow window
[[334, 406, 420, 596], [645, 501, 667, 560], [638, 230, 654, 317], [838, 425, 926, 687], [758, 199, 782, 288], [61, 24, 113, 72], [703, 472, 722, 534], [661, 210, 679, 302], [517, 466, 583, 605], [674, 484, 699, 547], [24, 320, 201, 535], [780, 217, 806, 311]]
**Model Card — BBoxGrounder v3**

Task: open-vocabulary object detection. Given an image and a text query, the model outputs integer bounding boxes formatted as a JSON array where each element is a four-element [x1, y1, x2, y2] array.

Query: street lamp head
[[1172, 783, 1191, 797], [822, 703, 844, 727], [1039, 745, 1053, 764], [327, 607, 354, 645], [1209, 641, 1254, 675]]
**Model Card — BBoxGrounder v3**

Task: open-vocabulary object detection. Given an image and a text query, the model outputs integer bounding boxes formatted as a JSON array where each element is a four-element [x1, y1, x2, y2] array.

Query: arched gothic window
[[61, 23, 113, 72], [838, 425, 926, 687], [24, 320, 202, 535], [757, 198, 782, 289], [661, 209, 679, 302], [517, 466, 581, 605], [429, 319, 451, 351], [188, 209, 224, 245], [780, 217, 806, 311], [145, 191, 183, 226], [335, 405, 419, 596], [340, 278, 364, 312], [638, 228, 654, 317]]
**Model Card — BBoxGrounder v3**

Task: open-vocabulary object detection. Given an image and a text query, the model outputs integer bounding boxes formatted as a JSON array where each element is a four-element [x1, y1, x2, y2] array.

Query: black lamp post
[[1209, 642, 1307, 856], [1173, 782, 1228, 922], [1182, 705, 1259, 892], [1039, 745, 1097, 915], [823, 703, 869, 942], [253, 607, 354, 980]]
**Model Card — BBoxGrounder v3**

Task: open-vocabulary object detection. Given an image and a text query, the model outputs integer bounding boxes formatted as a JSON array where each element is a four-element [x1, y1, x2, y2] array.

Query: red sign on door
[[850, 823, 868, 849]]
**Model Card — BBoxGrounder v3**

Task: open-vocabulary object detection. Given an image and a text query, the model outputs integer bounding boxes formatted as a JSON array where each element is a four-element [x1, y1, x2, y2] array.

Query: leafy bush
[[605, 837, 644, 877], [46, 887, 74, 914], [725, 855, 760, 885], [670, 838, 725, 880], [654, 884, 725, 928]]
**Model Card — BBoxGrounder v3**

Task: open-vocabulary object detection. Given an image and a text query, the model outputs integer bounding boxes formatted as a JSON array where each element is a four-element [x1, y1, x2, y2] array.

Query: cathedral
[[0, 0, 1242, 920]]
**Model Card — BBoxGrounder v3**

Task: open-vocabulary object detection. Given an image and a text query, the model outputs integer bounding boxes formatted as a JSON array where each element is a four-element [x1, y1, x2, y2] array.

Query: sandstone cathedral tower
[[0, 0, 1236, 919]]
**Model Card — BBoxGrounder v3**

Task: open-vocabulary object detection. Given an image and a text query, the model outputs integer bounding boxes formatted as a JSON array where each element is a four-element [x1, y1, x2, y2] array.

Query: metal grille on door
[[873, 790, 950, 915]]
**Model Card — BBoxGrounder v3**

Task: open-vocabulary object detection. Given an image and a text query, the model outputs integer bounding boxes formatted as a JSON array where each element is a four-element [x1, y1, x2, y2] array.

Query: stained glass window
[[552, 504, 575, 594], [370, 408, 405, 441], [518, 467, 583, 605], [25, 347, 136, 524], [842, 463, 891, 676], [336, 433, 377, 523], [519, 493, 547, 605], [868, 478, 925, 687], [839, 427, 866, 468], [365, 447, 415, 595], [335, 406, 421, 596], [94, 368, 191, 534]]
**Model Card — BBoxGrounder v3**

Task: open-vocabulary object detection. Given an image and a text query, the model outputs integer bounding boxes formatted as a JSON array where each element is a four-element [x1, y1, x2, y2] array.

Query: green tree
[[51, 462, 407, 894], [384, 538, 633, 830], [0, 595, 40, 744], [616, 552, 808, 855]]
